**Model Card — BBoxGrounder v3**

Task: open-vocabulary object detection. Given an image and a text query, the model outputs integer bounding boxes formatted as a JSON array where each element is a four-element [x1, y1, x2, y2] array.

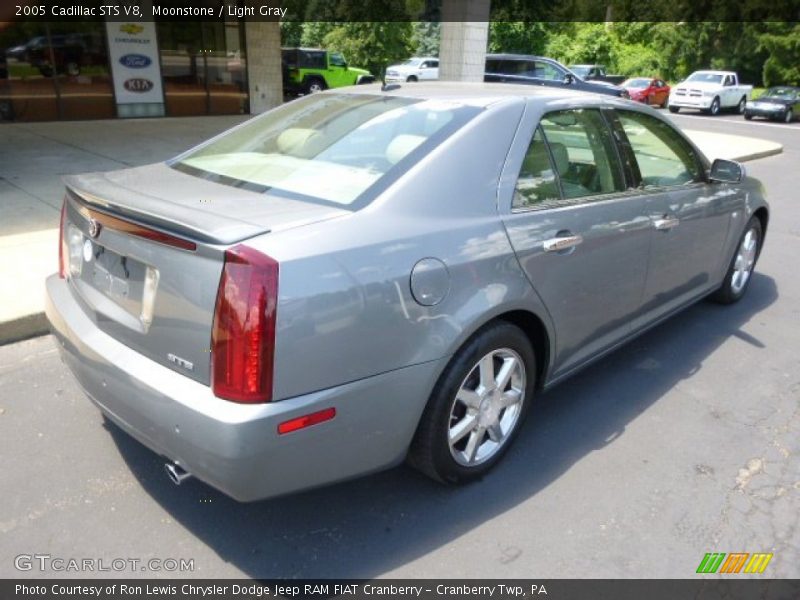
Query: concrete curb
[[683, 129, 783, 163], [0, 312, 50, 346], [736, 147, 783, 162]]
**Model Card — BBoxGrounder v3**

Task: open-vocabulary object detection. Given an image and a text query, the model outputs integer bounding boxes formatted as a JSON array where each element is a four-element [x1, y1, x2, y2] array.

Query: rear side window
[[298, 50, 326, 69], [485, 59, 504, 73], [538, 109, 625, 200], [513, 127, 561, 209], [616, 111, 703, 188]]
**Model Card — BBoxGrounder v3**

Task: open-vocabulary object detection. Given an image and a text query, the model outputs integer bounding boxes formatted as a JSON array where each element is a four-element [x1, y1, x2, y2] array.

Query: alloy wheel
[[448, 348, 526, 467], [731, 227, 759, 295]]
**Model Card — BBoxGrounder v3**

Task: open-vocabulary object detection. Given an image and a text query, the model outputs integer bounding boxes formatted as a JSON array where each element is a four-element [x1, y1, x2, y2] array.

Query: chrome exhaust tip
[[165, 462, 192, 486]]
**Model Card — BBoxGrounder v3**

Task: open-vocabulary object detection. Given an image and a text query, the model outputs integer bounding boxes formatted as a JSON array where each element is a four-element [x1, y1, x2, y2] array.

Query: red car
[[622, 77, 670, 107]]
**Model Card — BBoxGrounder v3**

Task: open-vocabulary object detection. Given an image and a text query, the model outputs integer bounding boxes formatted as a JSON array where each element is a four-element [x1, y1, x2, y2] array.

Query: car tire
[[662, 96, 669, 108], [710, 216, 762, 305], [744, 112, 753, 120], [709, 97, 721, 116], [66, 61, 80, 77], [644, 95, 650, 105], [785, 109, 794, 123], [408, 321, 536, 484], [669, 105, 679, 113], [407, 75, 418, 82], [303, 77, 325, 94], [737, 96, 746, 114]]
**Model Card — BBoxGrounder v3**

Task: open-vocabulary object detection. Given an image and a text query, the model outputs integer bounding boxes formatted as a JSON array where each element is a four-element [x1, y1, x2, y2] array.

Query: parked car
[[385, 57, 439, 83], [46, 83, 768, 501], [622, 77, 670, 107], [5, 41, 32, 62], [281, 47, 374, 95], [568, 64, 626, 85], [668, 70, 753, 116], [744, 86, 799, 123], [485, 54, 629, 98], [25, 32, 106, 77]]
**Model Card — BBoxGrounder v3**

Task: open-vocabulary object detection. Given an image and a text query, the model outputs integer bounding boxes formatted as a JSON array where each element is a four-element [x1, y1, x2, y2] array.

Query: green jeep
[[282, 48, 374, 95]]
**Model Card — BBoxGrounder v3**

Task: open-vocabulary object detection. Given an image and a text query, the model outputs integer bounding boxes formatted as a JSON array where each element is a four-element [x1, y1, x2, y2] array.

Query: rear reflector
[[58, 200, 67, 279], [278, 408, 336, 435], [211, 244, 278, 403]]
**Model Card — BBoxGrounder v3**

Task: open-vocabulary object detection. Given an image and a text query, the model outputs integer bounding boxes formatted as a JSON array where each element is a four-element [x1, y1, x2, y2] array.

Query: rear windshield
[[172, 93, 480, 207], [687, 73, 723, 84], [624, 78, 651, 88], [570, 66, 591, 78]]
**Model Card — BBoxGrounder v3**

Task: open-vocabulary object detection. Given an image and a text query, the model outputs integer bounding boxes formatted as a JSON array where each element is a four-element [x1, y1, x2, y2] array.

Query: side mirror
[[563, 73, 575, 85], [709, 158, 745, 183]]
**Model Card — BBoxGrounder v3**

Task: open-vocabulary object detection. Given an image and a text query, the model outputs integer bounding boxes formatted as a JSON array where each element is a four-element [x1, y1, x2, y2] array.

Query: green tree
[[412, 21, 440, 57], [488, 22, 548, 55], [301, 22, 338, 48], [759, 23, 800, 86], [280, 21, 303, 47], [323, 22, 415, 80]]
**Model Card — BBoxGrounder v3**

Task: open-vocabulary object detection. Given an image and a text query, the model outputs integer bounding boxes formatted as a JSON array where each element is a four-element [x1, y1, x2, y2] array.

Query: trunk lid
[[65, 162, 349, 244], [62, 163, 348, 385]]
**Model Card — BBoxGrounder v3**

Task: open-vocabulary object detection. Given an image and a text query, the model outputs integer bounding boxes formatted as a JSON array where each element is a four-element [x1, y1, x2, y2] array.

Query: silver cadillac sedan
[[46, 83, 768, 501]]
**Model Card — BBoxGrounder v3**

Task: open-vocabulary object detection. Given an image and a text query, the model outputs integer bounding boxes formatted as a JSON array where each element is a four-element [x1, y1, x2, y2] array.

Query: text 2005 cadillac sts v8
[[46, 83, 768, 501]]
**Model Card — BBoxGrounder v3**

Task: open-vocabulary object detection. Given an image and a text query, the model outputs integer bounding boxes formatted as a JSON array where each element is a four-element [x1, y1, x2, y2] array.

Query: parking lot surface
[[0, 111, 798, 579]]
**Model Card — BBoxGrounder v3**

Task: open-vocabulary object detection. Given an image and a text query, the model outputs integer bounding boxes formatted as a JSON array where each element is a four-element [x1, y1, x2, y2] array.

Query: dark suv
[[485, 54, 628, 98]]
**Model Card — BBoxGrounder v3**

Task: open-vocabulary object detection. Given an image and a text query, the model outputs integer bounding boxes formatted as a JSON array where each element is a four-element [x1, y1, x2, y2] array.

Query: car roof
[[692, 70, 734, 75], [334, 81, 625, 108], [485, 54, 564, 62]]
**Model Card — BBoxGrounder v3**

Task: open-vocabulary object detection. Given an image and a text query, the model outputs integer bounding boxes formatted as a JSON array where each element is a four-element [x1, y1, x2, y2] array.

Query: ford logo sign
[[119, 54, 151, 68], [124, 78, 154, 93]]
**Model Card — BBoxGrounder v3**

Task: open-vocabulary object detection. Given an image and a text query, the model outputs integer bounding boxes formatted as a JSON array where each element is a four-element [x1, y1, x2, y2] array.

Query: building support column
[[244, 21, 283, 113], [438, 0, 490, 82]]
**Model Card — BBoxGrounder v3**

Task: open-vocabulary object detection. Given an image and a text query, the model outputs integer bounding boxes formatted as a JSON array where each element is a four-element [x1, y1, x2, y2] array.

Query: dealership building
[[0, 2, 489, 122]]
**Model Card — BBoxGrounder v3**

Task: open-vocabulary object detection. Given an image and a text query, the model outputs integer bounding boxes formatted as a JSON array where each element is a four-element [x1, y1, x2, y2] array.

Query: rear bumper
[[45, 275, 442, 501]]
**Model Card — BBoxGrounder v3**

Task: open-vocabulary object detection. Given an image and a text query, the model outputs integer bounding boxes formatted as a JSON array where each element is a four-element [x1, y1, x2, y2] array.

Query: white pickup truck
[[668, 70, 752, 116]]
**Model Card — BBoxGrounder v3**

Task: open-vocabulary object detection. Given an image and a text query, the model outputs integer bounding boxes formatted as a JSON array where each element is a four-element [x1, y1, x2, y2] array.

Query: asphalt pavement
[[0, 110, 798, 579]]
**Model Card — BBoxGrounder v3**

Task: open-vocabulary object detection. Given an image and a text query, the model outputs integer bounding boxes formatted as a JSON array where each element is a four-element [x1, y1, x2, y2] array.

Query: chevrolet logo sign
[[119, 23, 144, 35]]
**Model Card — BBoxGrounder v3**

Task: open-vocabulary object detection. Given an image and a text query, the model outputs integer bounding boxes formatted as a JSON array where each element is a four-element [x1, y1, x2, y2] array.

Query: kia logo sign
[[124, 78, 154, 93], [119, 54, 151, 68]]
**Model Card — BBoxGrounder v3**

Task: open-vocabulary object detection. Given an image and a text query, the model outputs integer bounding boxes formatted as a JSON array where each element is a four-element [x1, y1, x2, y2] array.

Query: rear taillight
[[211, 245, 279, 403], [58, 200, 67, 278]]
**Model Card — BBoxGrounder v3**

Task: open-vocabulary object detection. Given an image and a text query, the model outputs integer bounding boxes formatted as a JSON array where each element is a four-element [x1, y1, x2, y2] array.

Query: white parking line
[[668, 113, 800, 131]]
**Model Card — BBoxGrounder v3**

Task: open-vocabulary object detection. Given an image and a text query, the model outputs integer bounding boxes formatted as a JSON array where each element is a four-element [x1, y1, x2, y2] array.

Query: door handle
[[543, 234, 583, 252], [653, 216, 680, 231]]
